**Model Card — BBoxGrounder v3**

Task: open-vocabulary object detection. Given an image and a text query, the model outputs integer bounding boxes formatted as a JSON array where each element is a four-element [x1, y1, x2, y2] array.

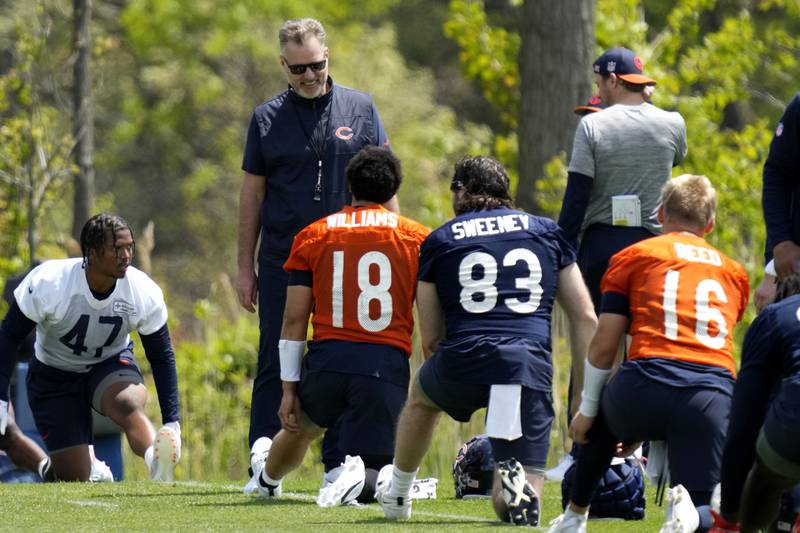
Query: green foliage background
[[1, 0, 799, 483]]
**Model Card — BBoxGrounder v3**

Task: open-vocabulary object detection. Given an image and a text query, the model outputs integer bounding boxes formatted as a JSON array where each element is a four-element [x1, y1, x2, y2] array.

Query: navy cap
[[574, 95, 606, 116], [593, 47, 656, 85]]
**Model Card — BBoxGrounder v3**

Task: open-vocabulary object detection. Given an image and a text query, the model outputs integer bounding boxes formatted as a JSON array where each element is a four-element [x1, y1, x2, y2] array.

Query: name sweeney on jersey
[[450, 213, 530, 240], [326, 211, 398, 229]]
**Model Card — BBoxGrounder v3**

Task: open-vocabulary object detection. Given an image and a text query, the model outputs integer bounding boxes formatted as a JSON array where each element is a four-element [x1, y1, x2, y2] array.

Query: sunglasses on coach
[[283, 58, 327, 75]]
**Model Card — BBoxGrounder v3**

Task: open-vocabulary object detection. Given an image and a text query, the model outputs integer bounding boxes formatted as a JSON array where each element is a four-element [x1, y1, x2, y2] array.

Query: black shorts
[[417, 357, 553, 469], [299, 371, 407, 457], [26, 351, 143, 452]]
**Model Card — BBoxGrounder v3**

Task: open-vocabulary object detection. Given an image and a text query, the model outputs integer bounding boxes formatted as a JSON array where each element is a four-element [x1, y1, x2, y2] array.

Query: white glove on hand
[[0, 399, 8, 435]]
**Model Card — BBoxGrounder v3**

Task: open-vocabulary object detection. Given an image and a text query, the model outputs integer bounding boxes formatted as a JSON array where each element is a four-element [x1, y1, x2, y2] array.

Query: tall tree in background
[[71, 0, 94, 239], [516, 0, 594, 214]]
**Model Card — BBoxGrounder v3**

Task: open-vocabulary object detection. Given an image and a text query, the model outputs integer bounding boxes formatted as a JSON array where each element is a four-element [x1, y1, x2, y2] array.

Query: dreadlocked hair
[[775, 272, 800, 303], [80, 213, 134, 267], [452, 156, 513, 216]]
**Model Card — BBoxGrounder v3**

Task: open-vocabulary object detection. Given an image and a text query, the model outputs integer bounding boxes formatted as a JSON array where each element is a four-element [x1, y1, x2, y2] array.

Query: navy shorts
[[26, 350, 144, 452], [299, 371, 407, 457], [417, 357, 553, 469], [600, 364, 731, 492]]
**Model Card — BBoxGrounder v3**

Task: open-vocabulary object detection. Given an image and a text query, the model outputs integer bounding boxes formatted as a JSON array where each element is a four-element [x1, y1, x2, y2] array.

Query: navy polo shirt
[[763, 92, 800, 262], [417, 208, 576, 389], [242, 77, 389, 268]]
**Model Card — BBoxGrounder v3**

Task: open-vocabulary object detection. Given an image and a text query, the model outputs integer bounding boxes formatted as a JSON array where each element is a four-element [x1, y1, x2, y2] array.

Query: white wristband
[[578, 359, 613, 417], [278, 339, 305, 382]]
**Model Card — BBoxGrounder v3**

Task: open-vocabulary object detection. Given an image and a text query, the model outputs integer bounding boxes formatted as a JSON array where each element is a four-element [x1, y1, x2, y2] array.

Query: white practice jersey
[[13, 258, 168, 372]]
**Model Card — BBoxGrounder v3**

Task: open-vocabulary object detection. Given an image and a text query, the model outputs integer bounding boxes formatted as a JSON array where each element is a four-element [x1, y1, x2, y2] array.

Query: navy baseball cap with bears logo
[[593, 47, 656, 86]]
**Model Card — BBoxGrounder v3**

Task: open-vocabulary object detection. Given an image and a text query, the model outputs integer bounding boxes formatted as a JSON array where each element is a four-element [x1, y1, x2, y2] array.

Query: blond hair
[[660, 174, 717, 229], [278, 18, 326, 50]]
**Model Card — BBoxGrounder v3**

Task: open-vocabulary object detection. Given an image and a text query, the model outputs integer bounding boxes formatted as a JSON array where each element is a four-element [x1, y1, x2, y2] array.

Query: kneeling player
[[378, 156, 598, 525], [551, 175, 749, 533], [0, 214, 181, 481], [711, 273, 800, 533], [248, 147, 429, 505]]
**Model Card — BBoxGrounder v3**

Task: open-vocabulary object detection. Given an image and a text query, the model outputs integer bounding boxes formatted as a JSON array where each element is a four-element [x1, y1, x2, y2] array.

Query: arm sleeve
[[241, 112, 267, 176], [140, 324, 180, 424], [762, 96, 800, 261], [288, 270, 313, 287], [599, 291, 630, 316], [719, 311, 779, 516], [0, 302, 37, 402], [557, 171, 594, 248]]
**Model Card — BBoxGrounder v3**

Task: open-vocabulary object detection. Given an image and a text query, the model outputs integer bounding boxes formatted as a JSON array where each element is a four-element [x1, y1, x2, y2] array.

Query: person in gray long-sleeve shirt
[[558, 47, 687, 312]]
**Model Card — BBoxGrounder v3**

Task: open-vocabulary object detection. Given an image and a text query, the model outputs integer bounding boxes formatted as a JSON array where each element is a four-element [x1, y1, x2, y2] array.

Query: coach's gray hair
[[279, 18, 326, 50]]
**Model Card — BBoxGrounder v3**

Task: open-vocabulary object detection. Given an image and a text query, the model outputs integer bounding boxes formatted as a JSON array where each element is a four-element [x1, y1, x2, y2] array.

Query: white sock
[[144, 446, 154, 469], [389, 465, 418, 498], [259, 469, 282, 488]]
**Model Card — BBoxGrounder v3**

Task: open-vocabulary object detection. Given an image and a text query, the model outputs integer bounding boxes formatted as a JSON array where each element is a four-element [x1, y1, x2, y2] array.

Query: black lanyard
[[292, 93, 333, 202]]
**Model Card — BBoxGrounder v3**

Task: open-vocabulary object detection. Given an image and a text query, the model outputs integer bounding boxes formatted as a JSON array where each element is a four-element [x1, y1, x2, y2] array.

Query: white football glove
[[0, 399, 8, 435]]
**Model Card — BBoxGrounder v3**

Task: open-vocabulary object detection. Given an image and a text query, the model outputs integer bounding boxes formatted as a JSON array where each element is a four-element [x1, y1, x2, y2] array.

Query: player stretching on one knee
[[550, 175, 749, 533], [0, 214, 181, 482], [378, 156, 597, 526], [248, 147, 429, 506]]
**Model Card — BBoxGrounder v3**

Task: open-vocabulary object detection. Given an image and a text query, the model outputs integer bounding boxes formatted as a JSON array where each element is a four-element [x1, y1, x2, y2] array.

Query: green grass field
[[0, 478, 666, 532]]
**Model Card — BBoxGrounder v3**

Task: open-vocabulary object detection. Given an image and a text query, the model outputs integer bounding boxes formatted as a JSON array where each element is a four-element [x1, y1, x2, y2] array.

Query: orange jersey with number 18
[[601, 232, 749, 375], [284, 205, 430, 355]]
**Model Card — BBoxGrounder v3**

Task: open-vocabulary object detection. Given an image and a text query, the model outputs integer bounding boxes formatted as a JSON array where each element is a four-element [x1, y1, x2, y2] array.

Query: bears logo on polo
[[335, 126, 354, 140], [776, 122, 784, 137], [633, 56, 643, 71]]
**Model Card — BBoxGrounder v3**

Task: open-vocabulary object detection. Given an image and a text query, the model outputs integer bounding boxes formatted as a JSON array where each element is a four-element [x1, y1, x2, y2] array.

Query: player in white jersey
[[0, 214, 182, 481]]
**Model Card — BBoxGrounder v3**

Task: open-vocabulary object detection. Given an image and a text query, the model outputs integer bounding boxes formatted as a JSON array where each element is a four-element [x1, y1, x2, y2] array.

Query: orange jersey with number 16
[[284, 205, 430, 355], [601, 232, 749, 375]]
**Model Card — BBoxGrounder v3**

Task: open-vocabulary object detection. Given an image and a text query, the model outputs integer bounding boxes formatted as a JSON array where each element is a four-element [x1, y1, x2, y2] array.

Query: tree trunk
[[516, 0, 594, 215], [71, 0, 94, 239]]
